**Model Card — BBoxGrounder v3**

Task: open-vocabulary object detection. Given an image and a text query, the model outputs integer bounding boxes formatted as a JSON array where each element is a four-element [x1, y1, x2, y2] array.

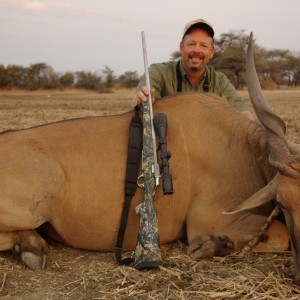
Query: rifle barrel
[[141, 31, 160, 186]]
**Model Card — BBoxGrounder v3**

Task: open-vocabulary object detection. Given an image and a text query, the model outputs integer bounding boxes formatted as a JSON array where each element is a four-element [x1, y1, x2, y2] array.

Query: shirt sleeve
[[136, 62, 179, 100], [218, 74, 248, 112], [136, 64, 165, 100]]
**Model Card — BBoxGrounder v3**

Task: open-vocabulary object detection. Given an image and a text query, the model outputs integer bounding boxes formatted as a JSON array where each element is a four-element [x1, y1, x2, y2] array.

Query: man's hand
[[132, 86, 155, 107]]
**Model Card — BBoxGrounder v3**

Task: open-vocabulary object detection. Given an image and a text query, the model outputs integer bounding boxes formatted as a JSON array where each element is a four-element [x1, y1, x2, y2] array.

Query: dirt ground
[[0, 88, 300, 299]]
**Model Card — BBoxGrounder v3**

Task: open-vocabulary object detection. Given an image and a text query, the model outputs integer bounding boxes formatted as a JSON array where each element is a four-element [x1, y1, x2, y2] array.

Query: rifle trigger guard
[[137, 174, 144, 188]]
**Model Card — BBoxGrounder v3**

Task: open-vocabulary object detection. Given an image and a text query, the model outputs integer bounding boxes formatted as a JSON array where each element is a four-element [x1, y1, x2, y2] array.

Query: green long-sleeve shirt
[[136, 60, 248, 112]]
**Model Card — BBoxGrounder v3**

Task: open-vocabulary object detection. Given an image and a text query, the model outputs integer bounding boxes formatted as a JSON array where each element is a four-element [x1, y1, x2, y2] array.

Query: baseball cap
[[182, 18, 214, 40]]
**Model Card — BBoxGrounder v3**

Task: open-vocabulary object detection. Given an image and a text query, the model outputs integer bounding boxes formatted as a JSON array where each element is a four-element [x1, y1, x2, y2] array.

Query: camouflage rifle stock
[[134, 31, 161, 270]]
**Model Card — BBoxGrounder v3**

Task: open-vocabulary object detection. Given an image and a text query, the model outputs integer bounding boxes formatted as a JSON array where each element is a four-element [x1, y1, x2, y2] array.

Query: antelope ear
[[223, 175, 278, 215]]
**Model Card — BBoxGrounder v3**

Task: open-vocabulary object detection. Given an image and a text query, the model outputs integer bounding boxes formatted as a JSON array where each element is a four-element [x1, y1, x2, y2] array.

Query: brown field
[[0, 89, 300, 299]]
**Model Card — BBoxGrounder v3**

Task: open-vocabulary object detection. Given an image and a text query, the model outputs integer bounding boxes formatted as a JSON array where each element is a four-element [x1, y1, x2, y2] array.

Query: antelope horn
[[246, 32, 286, 137]]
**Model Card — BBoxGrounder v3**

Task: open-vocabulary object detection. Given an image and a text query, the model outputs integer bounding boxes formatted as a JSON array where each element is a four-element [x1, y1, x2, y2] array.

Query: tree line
[[0, 63, 140, 91], [1, 30, 300, 91], [215, 30, 300, 89]]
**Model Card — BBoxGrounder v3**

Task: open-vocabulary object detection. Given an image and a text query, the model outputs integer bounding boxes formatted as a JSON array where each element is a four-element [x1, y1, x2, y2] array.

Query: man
[[132, 18, 254, 120]]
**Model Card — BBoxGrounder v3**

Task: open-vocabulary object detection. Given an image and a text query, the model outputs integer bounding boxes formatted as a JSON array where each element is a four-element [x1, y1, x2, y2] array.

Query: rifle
[[133, 31, 162, 270]]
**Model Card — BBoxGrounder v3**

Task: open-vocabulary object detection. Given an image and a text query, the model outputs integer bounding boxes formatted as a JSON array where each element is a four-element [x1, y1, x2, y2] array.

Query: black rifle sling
[[115, 106, 143, 265], [176, 60, 209, 93], [176, 61, 183, 93]]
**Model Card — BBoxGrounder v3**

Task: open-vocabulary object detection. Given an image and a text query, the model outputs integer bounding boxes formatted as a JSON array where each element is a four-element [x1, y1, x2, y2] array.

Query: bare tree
[[118, 71, 140, 88], [102, 65, 115, 88]]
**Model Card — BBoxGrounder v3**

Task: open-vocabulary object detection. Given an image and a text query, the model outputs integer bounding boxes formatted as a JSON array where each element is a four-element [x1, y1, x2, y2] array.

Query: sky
[[1, 0, 300, 76]]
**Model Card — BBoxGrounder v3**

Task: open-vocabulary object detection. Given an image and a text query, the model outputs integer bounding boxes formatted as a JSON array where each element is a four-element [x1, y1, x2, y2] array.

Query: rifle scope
[[153, 113, 173, 195]]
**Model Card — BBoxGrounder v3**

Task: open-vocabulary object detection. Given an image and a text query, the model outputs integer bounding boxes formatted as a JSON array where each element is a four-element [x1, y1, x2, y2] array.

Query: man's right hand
[[132, 86, 155, 108]]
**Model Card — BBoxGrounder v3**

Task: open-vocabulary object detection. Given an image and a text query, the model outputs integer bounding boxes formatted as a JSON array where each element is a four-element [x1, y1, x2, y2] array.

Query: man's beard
[[190, 65, 203, 73]]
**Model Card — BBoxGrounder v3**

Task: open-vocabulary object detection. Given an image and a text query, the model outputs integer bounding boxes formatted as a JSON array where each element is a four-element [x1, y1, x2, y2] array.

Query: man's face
[[180, 28, 215, 74]]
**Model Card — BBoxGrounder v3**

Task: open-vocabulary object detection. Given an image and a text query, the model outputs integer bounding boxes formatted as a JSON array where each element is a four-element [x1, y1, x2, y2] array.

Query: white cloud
[[1, 0, 46, 12], [23, 1, 45, 12]]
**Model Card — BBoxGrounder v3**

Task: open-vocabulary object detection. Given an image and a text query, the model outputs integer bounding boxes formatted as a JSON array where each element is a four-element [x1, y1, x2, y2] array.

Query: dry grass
[[0, 89, 133, 132], [0, 88, 300, 299], [1, 241, 299, 299]]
